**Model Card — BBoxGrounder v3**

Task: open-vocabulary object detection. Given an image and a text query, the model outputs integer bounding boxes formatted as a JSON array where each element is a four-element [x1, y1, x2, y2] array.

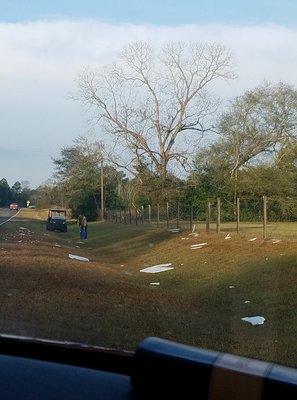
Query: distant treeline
[[0, 179, 35, 207]]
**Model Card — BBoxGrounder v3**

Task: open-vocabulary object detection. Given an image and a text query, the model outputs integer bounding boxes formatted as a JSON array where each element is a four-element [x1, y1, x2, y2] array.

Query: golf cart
[[46, 208, 67, 232]]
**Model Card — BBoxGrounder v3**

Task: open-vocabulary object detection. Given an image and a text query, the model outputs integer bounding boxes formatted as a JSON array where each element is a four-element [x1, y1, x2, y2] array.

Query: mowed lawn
[[0, 209, 296, 367]]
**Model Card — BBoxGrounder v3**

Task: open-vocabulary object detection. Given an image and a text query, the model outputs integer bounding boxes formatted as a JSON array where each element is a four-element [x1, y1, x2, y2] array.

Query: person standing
[[82, 214, 88, 239], [78, 214, 88, 240]]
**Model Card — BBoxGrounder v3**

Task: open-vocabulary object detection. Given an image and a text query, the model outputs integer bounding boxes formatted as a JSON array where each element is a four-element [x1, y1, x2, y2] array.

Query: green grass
[[0, 209, 296, 367]]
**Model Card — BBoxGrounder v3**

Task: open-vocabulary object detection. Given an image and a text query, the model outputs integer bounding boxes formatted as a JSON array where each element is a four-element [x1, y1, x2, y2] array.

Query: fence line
[[104, 196, 289, 239]]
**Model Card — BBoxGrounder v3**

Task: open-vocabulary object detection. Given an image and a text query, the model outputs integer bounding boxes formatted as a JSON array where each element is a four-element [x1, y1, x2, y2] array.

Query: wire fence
[[104, 196, 288, 239]]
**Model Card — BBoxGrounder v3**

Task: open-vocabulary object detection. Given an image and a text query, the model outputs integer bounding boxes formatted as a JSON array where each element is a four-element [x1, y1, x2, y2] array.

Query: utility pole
[[101, 160, 104, 221]]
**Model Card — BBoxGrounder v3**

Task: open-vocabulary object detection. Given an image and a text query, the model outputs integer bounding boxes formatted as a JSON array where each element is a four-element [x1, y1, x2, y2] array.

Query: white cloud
[[0, 19, 297, 185], [0, 20, 296, 88]]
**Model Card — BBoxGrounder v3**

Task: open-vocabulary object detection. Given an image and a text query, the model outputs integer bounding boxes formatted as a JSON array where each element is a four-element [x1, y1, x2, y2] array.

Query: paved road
[[0, 208, 18, 226]]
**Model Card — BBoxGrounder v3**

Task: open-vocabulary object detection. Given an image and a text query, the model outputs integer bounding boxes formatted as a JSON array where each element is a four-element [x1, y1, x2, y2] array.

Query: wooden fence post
[[206, 200, 211, 234], [216, 198, 221, 234], [141, 205, 144, 224], [148, 204, 151, 224], [166, 202, 169, 229], [157, 204, 160, 228], [263, 195, 267, 239], [190, 205, 193, 231], [236, 197, 240, 234]]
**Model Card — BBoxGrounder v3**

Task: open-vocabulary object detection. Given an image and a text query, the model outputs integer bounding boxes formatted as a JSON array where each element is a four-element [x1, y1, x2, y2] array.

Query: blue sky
[[1, 0, 297, 26], [0, 1, 297, 187]]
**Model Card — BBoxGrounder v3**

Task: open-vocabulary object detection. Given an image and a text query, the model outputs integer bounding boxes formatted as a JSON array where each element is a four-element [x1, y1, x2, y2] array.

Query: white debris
[[68, 254, 89, 262], [140, 263, 173, 274], [120, 264, 124, 267], [194, 233, 199, 237], [150, 282, 160, 286], [243, 300, 251, 304], [77, 241, 85, 245], [54, 243, 61, 248], [241, 316, 265, 326], [272, 239, 281, 244], [168, 229, 180, 233], [181, 237, 186, 240], [191, 243, 207, 248], [225, 233, 231, 240], [191, 246, 203, 250], [192, 224, 196, 233], [249, 237, 257, 242], [229, 285, 235, 289]]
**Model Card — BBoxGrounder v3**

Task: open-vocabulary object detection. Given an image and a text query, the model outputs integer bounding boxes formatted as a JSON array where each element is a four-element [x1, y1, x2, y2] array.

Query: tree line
[[0, 179, 33, 207]]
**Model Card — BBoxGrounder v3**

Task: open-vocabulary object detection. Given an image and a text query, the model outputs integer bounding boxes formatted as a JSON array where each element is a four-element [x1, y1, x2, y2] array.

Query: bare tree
[[219, 82, 297, 178], [77, 41, 234, 179], [197, 82, 297, 201]]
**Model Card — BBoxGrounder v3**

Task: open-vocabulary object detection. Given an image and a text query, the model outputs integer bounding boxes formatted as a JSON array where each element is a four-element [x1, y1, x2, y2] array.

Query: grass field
[[0, 208, 296, 367]]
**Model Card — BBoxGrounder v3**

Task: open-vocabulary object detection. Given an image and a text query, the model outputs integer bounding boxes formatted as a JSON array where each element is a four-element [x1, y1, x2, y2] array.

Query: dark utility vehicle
[[46, 209, 67, 232]]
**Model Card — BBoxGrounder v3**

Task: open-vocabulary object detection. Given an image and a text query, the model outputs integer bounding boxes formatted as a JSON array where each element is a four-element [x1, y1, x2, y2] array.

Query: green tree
[[0, 178, 11, 206], [53, 137, 124, 219]]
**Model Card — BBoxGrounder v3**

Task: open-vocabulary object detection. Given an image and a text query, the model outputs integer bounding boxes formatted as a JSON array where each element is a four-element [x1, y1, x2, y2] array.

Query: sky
[[0, 0, 297, 187]]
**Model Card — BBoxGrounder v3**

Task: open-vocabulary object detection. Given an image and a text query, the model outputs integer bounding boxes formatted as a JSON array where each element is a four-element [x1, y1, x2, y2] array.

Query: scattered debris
[[76, 241, 85, 245], [140, 263, 173, 274], [265, 257, 269, 261], [192, 224, 196, 233], [241, 316, 265, 326], [181, 237, 186, 240], [243, 300, 251, 304], [190, 242, 207, 250], [249, 237, 257, 242], [150, 282, 160, 286], [272, 239, 281, 244], [168, 228, 180, 233], [54, 243, 61, 248], [229, 285, 235, 289], [120, 264, 124, 267], [194, 233, 199, 237], [68, 254, 89, 262], [225, 233, 231, 240]]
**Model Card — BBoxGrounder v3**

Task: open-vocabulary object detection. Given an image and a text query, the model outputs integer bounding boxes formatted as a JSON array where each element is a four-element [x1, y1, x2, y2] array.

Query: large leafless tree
[[77, 41, 234, 178]]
